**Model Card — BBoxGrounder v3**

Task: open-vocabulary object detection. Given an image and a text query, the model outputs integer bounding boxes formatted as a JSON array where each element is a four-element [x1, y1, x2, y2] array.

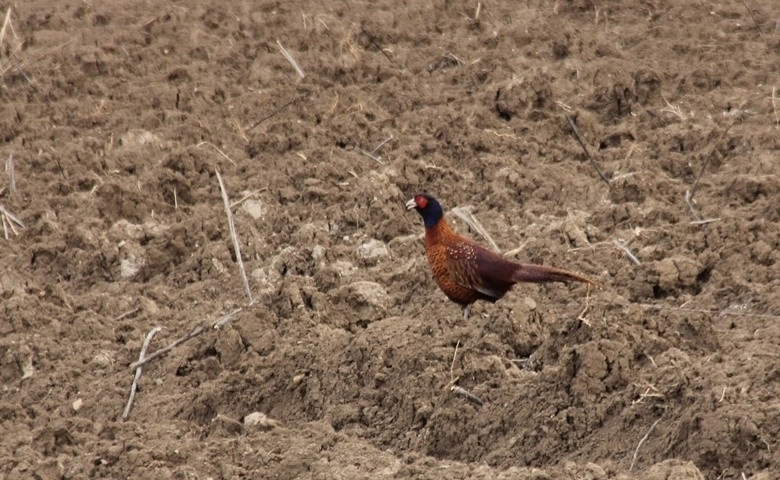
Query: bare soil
[[1, 0, 778, 479]]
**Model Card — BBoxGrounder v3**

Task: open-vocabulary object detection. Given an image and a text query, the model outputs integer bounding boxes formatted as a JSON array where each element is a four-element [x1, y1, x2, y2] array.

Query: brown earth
[[1, 0, 778, 478]]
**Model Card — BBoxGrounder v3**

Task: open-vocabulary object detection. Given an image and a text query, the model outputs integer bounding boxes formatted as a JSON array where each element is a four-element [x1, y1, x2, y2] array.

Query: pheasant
[[406, 193, 596, 318]]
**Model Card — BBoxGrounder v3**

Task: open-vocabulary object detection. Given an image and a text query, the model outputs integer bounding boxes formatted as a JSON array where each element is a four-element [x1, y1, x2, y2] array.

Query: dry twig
[[632, 382, 664, 405], [660, 95, 688, 121], [0, 203, 24, 239], [129, 308, 242, 370], [612, 239, 641, 265], [564, 114, 612, 189], [114, 308, 140, 322], [686, 124, 734, 218], [0, 8, 19, 76], [742, 1, 765, 36], [196, 141, 237, 165], [511, 355, 539, 371], [630, 416, 663, 471], [577, 284, 593, 325], [216, 170, 254, 305], [371, 134, 393, 156], [6, 154, 15, 193], [0, 8, 11, 46], [689, 218, 721, 225], [0, 8, 34, 83], [684, 190, 702, 221], [277, 40, 305, 78], [247, 93, 307, 132], [451, 385, 484, 406], [360, 26, 393, 63], [445, 340, 484, 406], [449, 339, 460, 383], [359, 134, 393, 164], [230, 188, 268, 209], [358, 148, 384, 164], [123, 326, 162, 419]]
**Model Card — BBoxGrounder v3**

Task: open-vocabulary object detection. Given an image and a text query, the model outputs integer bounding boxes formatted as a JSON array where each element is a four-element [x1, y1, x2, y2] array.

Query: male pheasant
[[406, 193, 596, 318]]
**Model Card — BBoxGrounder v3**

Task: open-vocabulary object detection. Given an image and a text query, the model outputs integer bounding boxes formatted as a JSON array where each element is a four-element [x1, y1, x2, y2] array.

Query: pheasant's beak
[[405, 198, 417, 210]]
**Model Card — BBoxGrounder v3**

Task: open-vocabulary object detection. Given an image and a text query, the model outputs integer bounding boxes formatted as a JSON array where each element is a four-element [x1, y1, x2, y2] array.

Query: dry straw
[[216, 169, 254, 305], [123, 326, 161, 419], [277, 40, 305, 78]]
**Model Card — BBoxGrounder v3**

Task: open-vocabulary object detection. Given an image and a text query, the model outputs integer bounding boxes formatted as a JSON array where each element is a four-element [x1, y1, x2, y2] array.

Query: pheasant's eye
[[415, 195, 428, 209]]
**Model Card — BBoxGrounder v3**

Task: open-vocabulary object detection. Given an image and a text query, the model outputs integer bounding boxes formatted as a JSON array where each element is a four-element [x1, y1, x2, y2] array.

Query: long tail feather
[[512, 263, 597, 285]]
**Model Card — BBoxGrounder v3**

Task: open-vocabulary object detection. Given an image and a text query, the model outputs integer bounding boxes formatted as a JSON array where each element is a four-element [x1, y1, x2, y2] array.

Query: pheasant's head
[[406, 193, 443, 228]]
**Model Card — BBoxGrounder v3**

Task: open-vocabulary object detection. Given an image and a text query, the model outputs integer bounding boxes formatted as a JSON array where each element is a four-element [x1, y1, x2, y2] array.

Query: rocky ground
[[1, 0, 778, 478]]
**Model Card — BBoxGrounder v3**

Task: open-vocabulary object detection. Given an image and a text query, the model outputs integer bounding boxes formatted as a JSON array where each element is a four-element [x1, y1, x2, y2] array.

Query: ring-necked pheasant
[[406, 193, 596, 318]]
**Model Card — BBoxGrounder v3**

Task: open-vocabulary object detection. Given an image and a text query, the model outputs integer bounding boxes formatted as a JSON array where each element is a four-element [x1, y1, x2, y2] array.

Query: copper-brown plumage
[[406, 193, 596, 317]]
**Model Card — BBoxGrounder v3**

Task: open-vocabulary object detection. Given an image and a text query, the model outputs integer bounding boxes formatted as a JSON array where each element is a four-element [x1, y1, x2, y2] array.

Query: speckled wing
[[445, 242, 516, 300]]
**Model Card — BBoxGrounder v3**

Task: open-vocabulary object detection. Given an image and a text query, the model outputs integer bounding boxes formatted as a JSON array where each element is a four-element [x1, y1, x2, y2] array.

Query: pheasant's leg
[[462, 304, 471, 320]]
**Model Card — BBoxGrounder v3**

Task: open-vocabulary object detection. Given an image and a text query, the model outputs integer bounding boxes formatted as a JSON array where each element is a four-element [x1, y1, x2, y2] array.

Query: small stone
[[311, 245, 326, 261], [244, 412, 280, 430], [346, 281, 389, 309], [356, 239, 389, 260], [241, 199, 265, 220], [72, 398, 83, 412], [119, 255, 143, 279], [20, 346, 35, 379], [524, 297, 537, 310], [119, 129, 161, 148]]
